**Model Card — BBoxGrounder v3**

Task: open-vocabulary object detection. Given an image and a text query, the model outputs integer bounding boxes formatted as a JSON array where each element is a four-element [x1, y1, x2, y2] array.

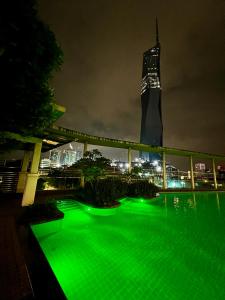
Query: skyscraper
[[49, 149, 61, 168], [60, 150, 77, 166], [140, 19, 163, 161]]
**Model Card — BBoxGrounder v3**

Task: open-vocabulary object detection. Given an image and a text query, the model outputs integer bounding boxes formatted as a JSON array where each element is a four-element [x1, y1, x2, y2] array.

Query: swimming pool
[[31, 192, 225, 299]]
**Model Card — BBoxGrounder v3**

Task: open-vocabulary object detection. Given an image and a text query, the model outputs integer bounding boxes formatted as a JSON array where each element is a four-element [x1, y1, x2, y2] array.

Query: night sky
[[38, 0, 225, 164]]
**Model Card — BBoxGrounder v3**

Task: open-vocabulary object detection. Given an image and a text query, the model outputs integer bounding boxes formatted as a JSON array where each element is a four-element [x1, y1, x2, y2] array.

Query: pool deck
[[0, 194, 33, 300], [0, 192, 68, 299], [0, 216, 33, 300]]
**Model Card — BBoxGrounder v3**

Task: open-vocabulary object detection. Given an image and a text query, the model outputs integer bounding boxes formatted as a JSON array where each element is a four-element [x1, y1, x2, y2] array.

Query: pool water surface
[[31, 192, 225, 299]]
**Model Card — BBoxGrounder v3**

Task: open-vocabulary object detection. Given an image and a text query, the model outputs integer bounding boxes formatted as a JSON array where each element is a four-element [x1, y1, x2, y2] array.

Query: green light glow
[[32, 193, 225, 300]]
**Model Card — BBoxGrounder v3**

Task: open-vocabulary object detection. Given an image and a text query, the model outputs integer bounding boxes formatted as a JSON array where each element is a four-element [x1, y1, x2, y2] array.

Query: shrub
[[37, 178, 47, 190], [128, 180, 159, 197], [77, 177, 158, 207], [84, 177, 128, 207]]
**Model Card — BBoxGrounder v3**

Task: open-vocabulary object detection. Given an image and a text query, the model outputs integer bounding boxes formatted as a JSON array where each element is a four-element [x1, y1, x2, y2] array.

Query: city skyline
[[38, 0, 225, 163], [2, 1, 224, 169]]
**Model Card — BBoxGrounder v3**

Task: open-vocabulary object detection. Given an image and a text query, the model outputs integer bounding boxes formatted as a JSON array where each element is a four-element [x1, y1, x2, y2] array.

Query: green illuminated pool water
[[31, 192, 225, 299]]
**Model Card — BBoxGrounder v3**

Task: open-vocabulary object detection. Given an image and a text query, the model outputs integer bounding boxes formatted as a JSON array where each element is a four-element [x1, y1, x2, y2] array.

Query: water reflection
[[216, 193, 220, 214], [159, 192, 224, 218], [192, 193, 196, 211], [164, 195, 167, 217]]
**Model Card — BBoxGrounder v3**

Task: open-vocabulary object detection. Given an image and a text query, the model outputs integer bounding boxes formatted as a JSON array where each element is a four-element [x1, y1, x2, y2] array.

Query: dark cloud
[[38, 0, 225, 164]]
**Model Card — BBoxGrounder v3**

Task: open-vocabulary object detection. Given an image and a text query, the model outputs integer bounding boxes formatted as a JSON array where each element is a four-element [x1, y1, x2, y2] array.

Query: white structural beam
[[16, 150, 31, 193], [83, 141, 88, 157], [190, 155, 195, 190], [80, 142, 88, 187], [22, 143, 42, 206], [212, 158, 218, 190], [128, 147, 132, 174], [162, 151, 167, 189]]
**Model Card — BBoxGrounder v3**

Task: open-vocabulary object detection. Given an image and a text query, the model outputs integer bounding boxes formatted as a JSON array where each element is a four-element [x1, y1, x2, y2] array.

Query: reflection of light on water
[[216, 193, 220, 214], [193, 193, 196, 210], [173, 197, 180, 213], [187, 198, 195, 209], [174, 197, 179, 203], [173, 197, 179, 209], [171, 195, 198, 213], [164, 195, 168, 216]]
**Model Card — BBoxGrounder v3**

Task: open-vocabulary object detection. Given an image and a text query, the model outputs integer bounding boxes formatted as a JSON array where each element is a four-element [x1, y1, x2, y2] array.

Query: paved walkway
[[0, 190, 71, 299], [0, 216, 33, 299]]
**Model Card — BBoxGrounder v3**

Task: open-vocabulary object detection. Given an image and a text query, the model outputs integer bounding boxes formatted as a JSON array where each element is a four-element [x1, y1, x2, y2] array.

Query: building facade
[[195, 163, 206, 172], [140, 20, 163, 161], [48, 148, 82, 168], [49, 149, 61, 168], [61, 150, 77, 166]]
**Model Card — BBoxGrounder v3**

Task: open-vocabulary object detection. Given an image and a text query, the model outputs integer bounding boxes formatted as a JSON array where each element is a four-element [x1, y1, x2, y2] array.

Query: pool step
[[57, 200, 80, 212]]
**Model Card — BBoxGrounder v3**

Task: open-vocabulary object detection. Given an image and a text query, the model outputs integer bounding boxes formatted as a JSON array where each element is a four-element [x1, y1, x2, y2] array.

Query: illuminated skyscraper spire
[[156, 17, 159, 44], [140, 19, 163, 161]]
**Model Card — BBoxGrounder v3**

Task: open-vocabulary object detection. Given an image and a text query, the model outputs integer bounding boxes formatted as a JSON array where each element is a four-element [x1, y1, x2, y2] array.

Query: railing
[[0, 160, 22, 192], [37, 172, 225, 191], [0, 170, 19, 192], [47, 125, 225, 161]]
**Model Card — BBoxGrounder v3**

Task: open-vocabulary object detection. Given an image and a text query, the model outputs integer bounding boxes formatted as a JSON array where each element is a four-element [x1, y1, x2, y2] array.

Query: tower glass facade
[[140, 22, 163, 161]]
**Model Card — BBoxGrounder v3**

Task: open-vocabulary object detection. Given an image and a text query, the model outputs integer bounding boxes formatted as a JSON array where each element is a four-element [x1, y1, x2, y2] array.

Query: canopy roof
[[1, 103, 225, 161]]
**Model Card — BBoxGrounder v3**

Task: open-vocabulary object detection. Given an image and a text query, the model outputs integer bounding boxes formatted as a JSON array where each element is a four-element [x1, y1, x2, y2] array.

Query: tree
[[70, 149, 111, 184], [131, 166, 143, 177], [0, 0, 63, 137], [142, 161, 151, 169]]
